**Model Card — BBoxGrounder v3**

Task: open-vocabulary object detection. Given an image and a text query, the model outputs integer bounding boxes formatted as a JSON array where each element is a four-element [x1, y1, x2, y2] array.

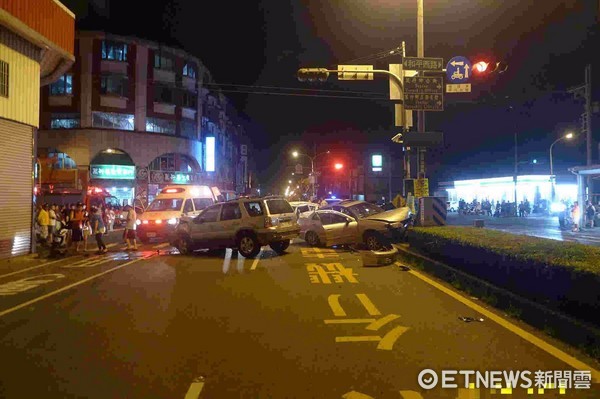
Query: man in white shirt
[[48, 204, 57, 245], [124, 205, 138, 250]]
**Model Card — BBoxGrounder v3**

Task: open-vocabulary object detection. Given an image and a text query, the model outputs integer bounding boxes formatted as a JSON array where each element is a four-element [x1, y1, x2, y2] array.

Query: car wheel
[[364, 232, 384, 251], [237, 232, 260, 258], [176, 234, 192, 255], [270, 240, 290, 254], [305, 231, 321, 247]]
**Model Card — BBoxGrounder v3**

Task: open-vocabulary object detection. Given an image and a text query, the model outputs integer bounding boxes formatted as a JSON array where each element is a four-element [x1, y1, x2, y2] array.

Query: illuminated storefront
[[444, 175, 577, 204], [89, 149, 136, 206]]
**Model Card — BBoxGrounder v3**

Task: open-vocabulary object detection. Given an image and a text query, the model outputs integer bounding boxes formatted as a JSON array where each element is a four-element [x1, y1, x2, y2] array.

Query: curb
[[393, 243, 600, 362]]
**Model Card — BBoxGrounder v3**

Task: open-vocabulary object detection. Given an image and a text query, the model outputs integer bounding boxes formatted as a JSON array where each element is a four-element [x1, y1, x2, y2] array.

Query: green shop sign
[[90, 164, 135, 180]]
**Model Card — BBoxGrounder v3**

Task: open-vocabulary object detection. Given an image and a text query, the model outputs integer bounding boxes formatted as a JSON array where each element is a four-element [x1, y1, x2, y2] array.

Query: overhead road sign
[[401, 131, 444, 147], [403, 57, 443, 71], [446, 56, 472, 83], [404, 76, 444, 111]]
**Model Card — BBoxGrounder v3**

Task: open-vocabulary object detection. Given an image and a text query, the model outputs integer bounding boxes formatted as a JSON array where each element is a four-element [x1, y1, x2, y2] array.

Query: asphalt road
[[446, 213, 600, 246], [0, 238, 599, 398]]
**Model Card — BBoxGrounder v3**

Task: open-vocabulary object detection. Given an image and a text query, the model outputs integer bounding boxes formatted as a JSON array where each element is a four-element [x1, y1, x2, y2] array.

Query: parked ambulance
[[136, 185, 219, 243]]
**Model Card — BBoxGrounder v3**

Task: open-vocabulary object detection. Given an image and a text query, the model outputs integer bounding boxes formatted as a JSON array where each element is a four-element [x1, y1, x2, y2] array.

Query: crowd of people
[[35, 202, 139, 254]]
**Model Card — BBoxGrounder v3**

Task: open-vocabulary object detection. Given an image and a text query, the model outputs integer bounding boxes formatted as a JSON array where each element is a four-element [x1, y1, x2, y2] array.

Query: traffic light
[[297, 68, 330, 83], [471, 60, 508, 77], [334, 163, 343, 170]]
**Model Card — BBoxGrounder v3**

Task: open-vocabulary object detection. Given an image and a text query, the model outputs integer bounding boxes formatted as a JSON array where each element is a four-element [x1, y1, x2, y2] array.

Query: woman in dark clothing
[[89, 206, 107, 254]]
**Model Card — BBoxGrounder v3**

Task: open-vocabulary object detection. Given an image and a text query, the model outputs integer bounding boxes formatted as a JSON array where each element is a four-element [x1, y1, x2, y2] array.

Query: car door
[[329, 212, 359, 245], [182, 198, 194, 217], [218, 202, 243, 246], [318, 212, 339, 246], [190, 204, 222, 246]]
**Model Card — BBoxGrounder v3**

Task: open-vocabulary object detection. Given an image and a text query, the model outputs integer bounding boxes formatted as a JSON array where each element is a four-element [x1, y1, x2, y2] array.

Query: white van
[[137, 185, 218, 242]]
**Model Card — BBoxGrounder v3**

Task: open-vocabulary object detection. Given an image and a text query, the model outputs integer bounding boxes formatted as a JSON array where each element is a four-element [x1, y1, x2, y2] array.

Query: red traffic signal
[[473, 61, 489, 73], [334, 163, 343, 170]]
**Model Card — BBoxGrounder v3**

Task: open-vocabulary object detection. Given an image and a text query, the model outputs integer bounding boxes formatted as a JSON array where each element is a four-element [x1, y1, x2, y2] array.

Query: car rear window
[[265, 199, 293, 215]]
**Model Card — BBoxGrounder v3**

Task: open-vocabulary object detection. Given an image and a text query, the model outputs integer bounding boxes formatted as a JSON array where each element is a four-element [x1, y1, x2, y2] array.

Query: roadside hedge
[[407, 226, 600, 327]]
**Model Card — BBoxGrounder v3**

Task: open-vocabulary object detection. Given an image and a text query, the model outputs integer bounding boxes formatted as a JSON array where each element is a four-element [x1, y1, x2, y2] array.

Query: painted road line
[[222, 248, 233, 274], [324, 318, 375, 324], [408, 268, 600, 383], [327, 294, 346, 317], [399, 391, 424, 399], [250, 249, 263, 270], [61, 256, 116, 268], [336, 336, 381, 343], [0, 255, 154, 319], [236, 251, 245, 272], [366, 314, 400, 331], [152, 242, 170, 249], [377, 325, 409, 350], [184, 380, 205, 399], [356, 293, 381, 316], [342, 391, 375, 399], [0, 256, 84, 279], [106, 243, 118, 248]]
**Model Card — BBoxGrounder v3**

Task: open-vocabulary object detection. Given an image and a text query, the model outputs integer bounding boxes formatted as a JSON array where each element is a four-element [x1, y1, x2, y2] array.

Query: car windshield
[[348, 202, 384, 218], [147, 198, 184, 211]]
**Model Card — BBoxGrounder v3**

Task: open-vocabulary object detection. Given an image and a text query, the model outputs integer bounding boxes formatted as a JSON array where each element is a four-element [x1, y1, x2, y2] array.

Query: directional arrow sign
[[446, 56, 472, 83]]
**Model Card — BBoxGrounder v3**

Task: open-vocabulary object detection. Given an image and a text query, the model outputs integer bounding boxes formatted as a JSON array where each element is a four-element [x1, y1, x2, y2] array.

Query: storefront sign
[[149, 170, 198, 184], [90, 164, 135, 180]]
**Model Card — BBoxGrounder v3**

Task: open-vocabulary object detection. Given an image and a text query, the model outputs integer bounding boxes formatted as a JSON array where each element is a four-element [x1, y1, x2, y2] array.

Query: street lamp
[[291, 150, 330, 200], [549, 132, 574, 202]]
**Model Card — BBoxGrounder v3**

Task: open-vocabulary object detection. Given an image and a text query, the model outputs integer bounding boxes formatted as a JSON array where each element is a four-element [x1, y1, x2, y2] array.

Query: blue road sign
[[446, 56, 472, 83]]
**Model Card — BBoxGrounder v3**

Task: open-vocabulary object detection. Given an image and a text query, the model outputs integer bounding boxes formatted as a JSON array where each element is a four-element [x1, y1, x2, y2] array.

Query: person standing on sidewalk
[[123, 205, 138, 251], [37, 204, 50, 245], [90, 206, 107, 254], [585, 201, 596, 228]]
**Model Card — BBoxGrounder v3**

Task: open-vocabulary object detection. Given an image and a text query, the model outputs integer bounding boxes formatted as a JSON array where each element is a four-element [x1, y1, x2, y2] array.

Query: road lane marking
[[0, 255, 154, 319], [342, 391, 375, 399], [222, 248, 233, 274], [184, 381, 205, 399], [407, 268, 600, 383], [0, 274, 65, 296], [377, 325, 409, 350], [324, 318, 376, 324], [236, 251, 245, 272], [399, 391, 424, 399], [152, 242, 170, 249], [336, 336, 381, 343], [250, 249, 262, 270], [328, 294, 346, 316], [0, 256, 83, 279], [106, 243, 117, 248], [356, 293, 381, 316], [366, 314, 400, 331]]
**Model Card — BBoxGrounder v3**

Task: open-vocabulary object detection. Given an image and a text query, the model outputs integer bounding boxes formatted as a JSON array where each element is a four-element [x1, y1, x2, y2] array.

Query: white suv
[[171, 197, 300, 258]]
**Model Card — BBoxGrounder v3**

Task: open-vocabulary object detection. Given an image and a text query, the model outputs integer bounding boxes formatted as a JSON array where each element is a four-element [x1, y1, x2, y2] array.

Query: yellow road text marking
[[0, 256, 83, 279], [250, 249, 262, 270], [399, 391, 424, 399], [184, 381, 205, 399], [366, 314, 400, 331], [336, 336, 381, 343], [408, 268, 600, 383], [377, 325, 409, 350], [356, 293, 381, 315], [324, 318, 376, 324], [327, 294, 346, 316]]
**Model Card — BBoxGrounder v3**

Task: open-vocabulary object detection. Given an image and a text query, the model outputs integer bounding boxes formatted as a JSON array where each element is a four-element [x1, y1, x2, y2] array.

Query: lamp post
[[292, 150, 330, 200], [549, 132, 574, 202]]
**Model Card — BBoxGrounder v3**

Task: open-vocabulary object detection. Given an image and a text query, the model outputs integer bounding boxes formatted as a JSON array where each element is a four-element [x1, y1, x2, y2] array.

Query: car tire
[[305, 231, 321, 247], [176, 234, 193, 255], [237, 232, 260, 258], [364, 231, 384, 251], [270, 240, 290, 254]]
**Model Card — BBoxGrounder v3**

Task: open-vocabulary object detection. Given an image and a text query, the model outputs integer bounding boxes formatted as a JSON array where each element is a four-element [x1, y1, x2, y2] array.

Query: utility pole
[[417, 0, 426, 177]]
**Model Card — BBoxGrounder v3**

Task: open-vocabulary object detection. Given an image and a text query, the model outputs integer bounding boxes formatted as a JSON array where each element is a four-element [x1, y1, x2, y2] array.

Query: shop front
[[89, 149, 136, 206]]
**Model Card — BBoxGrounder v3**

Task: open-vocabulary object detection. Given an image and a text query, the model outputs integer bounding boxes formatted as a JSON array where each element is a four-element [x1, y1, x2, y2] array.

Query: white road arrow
[[450, 60, 464, 67], [464, 64, 470, 78]]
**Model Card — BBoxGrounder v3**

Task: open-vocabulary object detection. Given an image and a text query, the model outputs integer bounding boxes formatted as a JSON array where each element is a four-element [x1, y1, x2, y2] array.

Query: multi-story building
[[38, 31, 252, 208], [0, 0, 75, 258]]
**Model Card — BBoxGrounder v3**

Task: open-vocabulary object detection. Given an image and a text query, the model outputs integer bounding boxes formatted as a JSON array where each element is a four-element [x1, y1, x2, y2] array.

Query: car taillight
[[264, 216, 272, 228], [155, 219, 162, 224], [142, 220, 149, 224]]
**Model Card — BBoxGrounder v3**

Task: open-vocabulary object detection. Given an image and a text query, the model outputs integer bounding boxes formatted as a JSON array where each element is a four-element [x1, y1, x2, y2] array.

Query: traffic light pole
[[417, 0, 426, 178]]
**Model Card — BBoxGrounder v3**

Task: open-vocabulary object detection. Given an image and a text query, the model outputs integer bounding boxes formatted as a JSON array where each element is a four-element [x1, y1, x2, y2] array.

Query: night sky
[[63, 0, 599, 191]]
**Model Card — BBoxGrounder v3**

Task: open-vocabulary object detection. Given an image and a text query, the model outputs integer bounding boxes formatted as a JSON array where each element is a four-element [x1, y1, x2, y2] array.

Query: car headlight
[[167, 218, 178, 225], [135, 219, 141, 225]]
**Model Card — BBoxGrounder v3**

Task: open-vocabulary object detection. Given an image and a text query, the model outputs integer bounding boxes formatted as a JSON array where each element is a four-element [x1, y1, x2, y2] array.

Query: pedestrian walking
[[70, 202, 85, 252], [123, 205, 138, 250], [571, 201, 581, 232], [90, 206, 107, 254]]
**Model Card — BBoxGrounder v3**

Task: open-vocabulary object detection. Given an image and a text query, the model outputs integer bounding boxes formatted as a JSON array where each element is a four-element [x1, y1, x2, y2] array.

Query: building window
[[92, 112, 134, 130], [154, 86, 174, 104], [183, 63, 197, 78], [146, 117, 176, 135], [0, 60, 8, 98], [180, 120, 197, 139], [149, 153, 195, 172], [182, 91, 197, 109], [101, 74, 128, 97], [48, 150, 76, 169], [49, 74, 72, 95], [50, 114, 80, 129], [154, 53, 174, 71], [101, 40, 128, 61]]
